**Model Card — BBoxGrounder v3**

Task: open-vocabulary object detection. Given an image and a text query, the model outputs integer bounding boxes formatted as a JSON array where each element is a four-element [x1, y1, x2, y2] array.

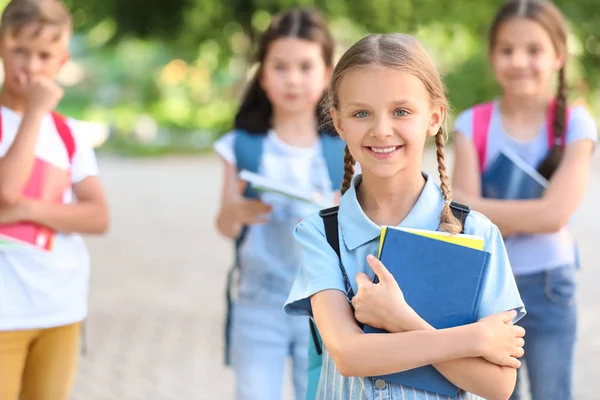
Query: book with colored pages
[[482, 147, 548, 200], [239, 169, 331, 208], [364, 226, 489, 397], [0, 158, 70, 252]]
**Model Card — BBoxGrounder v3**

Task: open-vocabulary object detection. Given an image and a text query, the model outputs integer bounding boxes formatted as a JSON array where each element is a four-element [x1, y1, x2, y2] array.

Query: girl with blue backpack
[[213, 8, 345, 400]]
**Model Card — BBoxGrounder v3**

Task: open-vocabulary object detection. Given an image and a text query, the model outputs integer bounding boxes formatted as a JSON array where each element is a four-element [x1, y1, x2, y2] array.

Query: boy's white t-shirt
[[0, 106, 99, 331]]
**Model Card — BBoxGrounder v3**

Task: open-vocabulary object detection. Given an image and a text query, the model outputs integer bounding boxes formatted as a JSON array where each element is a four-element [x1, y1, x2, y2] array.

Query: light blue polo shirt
[[284, 173, 525, 400]]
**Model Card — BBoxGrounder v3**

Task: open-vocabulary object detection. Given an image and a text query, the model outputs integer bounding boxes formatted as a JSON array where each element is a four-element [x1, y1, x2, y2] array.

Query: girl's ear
[[331, 107, 345, 140], [427, 105, 444, 137]]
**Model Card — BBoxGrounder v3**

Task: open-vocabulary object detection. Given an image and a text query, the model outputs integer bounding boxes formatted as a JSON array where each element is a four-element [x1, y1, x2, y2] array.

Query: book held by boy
[[481, 147, 548, 200], [364, 226, 490, 397], [0, 157, 70, 252]]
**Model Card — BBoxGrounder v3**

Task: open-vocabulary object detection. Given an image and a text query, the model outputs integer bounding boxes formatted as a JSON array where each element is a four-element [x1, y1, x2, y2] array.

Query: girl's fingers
[[512, 325, 526, 338]]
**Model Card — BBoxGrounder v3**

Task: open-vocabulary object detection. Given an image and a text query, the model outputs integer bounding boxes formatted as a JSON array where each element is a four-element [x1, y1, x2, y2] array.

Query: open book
[[239, 170, 331, 208], [0, 158, 70, 252], [482, 147, 548, 200]]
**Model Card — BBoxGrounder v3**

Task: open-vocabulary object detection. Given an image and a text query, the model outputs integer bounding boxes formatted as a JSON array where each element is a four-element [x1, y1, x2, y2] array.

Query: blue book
[[482, 148, 548, 200], [364, 227, 491, 397]]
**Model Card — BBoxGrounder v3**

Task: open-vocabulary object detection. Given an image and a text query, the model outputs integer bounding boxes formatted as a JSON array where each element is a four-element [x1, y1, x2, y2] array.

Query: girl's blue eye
[[394, 109, 408, 117], [353, 111, 369, 118]]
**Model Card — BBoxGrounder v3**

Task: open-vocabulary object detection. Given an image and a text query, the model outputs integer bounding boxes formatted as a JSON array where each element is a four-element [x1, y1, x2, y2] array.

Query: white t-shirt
[[0, 106, 99, 330]]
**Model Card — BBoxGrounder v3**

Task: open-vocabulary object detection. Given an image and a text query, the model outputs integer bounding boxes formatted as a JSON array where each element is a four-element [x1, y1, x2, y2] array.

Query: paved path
[[71, 148, 600, 399]]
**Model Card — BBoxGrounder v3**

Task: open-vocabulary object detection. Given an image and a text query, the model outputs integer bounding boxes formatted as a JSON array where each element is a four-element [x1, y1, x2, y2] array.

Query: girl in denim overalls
[[214, 8, 341, 400], [284, 33, 527, 400], [452, 1, 597, 399]]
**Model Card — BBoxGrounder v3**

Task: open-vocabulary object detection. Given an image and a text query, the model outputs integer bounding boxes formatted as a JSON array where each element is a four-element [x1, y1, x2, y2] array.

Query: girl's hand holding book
[[352, 254, 424, 333], [474, 310, 525, 369], [231, 180, 273, 225]]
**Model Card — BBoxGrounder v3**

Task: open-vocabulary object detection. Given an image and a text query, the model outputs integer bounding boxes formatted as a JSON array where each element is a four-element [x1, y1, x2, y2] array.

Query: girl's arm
[[20, 176, 109, 234], [313, 289, 522, 400], [452, 132, 594, 236], [312, 290, 480, 377], [215, 158, 272, 239], [350, 255, 523, 400]]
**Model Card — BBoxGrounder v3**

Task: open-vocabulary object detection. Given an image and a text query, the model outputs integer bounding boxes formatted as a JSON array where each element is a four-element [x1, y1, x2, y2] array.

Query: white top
[[0, 106, 99, 330]]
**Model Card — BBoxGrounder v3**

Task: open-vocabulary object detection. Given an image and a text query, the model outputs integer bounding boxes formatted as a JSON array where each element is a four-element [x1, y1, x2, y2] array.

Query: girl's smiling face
[[331, 66, 443, 179]]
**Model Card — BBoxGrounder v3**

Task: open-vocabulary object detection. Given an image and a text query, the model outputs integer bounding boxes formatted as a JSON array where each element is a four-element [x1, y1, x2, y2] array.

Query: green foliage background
[[1, 0, 598, 153]]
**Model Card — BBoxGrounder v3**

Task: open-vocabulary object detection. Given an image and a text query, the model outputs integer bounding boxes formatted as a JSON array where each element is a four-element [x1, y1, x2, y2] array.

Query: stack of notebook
[[363, 225, 490, 397]]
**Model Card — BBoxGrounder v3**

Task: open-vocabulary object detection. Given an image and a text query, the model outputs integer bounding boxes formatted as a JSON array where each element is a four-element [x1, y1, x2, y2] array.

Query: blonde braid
[[340, 145, 355, 195], [435, 128, 461, 234]]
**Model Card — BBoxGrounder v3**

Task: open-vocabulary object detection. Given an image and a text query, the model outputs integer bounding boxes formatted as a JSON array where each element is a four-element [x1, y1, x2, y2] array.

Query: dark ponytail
[[537, 66, 568, 179]]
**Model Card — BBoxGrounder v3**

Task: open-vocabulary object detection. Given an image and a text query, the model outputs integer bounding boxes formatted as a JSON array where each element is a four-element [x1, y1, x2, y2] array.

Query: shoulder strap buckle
[[319, 206, 339, 218]]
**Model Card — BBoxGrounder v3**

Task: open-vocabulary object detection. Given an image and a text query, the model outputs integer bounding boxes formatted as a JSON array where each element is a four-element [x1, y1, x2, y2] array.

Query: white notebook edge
[[499, 147, 549, 188], [238, 170, 330, 208]]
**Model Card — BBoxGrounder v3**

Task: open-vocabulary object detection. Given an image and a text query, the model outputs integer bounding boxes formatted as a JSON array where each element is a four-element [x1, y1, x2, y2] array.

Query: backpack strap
[[224, 130, 265, 366], [310, 206, 359, 356], [472, 102, 494, 174], [50, 112, 76, 164], [320, 206, 356, 304], [449, 201, 470, 234], [0, 110, 76, 164], [320, 134, 346, 192], [234, 130, 265, 199]]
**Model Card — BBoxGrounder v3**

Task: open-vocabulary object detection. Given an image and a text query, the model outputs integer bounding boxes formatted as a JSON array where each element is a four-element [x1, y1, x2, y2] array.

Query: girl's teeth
[[371, 146, 397, 154]]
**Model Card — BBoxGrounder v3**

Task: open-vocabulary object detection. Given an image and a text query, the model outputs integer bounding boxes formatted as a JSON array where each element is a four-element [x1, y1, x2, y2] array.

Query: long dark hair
[[489, 0, 568, 180], [233, 8, 335, 134]]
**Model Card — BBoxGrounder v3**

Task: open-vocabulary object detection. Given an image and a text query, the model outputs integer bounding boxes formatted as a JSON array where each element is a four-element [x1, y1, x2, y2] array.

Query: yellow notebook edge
[[378, 226, 485, 251], [377, 226, 388, 258]]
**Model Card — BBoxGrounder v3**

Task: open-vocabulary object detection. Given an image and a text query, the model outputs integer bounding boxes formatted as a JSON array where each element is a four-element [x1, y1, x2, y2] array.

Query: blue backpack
[[224, 130, 345, 398]]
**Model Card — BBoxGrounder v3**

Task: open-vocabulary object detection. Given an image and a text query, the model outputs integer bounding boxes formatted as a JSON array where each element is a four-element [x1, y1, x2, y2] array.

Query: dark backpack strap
[[449, 201, 470, 234], [311, 206, 359, 356], [320, 206, 356, 301]]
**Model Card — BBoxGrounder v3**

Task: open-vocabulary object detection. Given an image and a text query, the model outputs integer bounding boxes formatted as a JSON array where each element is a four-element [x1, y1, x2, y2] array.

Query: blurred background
[[1, 0, 598, 153], [1, 1, 598, 399]]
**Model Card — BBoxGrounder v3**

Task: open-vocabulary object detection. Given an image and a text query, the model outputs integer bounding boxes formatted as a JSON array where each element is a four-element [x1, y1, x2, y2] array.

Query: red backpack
[[472, 100, 571, 172], [0, 110, 75, 251]]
